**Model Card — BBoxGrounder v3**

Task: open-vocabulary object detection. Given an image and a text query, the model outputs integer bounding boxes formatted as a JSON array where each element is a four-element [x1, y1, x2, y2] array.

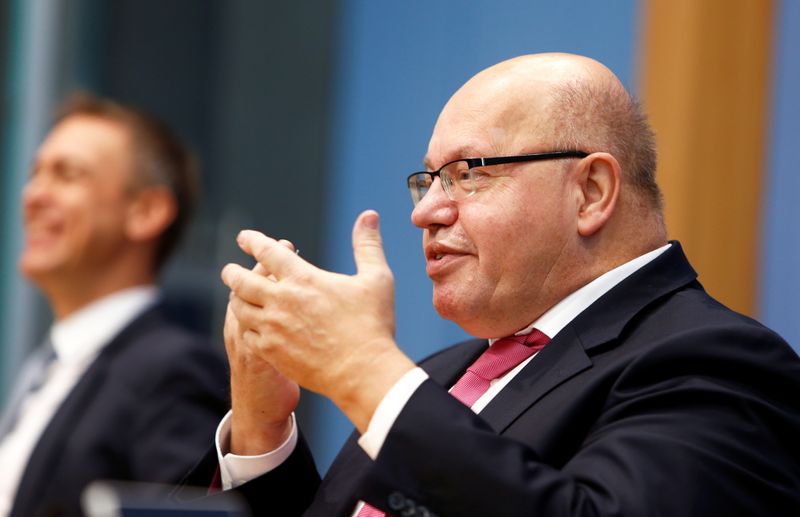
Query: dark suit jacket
[[11, 304, 230, 517], [204, 243, 800, 516]]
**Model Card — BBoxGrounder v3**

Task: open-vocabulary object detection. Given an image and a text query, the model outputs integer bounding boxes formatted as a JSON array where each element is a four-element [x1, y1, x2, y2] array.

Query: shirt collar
[[495, 243, 671, 342], [50, 286, 159, 364]]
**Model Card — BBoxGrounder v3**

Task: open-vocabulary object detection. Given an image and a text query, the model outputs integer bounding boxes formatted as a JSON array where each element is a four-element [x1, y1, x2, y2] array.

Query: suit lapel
[[479, 326, 591, 433], [12, 346, 114, 516], [423, 338, 487, 388], [12, 306, 165, 516], [415, 332, 592, 434], [568, 241, 698, 353]]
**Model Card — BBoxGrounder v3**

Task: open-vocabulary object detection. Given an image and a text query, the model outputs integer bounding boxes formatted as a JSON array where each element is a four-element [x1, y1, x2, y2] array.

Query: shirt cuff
[[215, 410, 298, 490], [357, 367, 429, 460]]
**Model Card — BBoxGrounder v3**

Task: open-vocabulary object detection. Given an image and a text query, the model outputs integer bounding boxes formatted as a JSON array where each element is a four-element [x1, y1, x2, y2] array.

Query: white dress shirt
[[216, 244, 671, 499], [0, 286, 158, 517]]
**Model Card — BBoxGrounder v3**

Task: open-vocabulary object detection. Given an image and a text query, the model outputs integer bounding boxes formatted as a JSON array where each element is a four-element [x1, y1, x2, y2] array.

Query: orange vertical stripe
[[639, 0, 773, 316]]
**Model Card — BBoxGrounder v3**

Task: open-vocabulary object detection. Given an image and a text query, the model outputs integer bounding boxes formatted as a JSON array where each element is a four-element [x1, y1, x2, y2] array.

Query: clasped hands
[[221, 210, 416, 455]]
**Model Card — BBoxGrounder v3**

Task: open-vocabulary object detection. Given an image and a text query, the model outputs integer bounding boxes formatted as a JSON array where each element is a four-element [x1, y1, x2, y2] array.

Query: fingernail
[[220, 264, 234, 285], [364, 211, 379, 230]]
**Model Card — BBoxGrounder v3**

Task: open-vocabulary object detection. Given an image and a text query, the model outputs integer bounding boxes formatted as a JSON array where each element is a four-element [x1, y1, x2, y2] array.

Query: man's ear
[[125, 186, 177, 242], [575, 152, 621, 237]]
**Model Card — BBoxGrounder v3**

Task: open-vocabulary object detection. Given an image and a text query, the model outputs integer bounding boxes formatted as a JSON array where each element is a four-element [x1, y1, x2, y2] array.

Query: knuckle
[[368, 267, 394, 287], [253, 239, 279, 266]]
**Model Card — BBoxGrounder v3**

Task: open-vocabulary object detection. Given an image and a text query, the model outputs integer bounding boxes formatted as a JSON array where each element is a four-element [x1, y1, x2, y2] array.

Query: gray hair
[[549, 80, 663, 212]]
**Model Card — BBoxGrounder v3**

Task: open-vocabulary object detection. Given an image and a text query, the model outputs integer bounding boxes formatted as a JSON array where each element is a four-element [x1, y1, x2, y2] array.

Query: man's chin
[[433, 289, 475, 327], [18, 254, 60, 283]]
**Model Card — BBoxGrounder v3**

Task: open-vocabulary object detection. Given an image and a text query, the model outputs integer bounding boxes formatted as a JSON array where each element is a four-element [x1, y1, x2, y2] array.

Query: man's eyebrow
[[422, 146, 482, 170]]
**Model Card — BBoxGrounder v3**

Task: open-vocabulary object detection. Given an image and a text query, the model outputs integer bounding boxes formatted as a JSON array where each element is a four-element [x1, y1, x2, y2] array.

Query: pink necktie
[[357, 503, 390, 517], [449, 328, 550, 407], [358, 328, 550, 516]]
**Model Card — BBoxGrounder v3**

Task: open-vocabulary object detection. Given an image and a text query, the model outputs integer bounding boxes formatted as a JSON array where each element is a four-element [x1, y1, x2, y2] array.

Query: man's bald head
[[431, 53, 661, 213]]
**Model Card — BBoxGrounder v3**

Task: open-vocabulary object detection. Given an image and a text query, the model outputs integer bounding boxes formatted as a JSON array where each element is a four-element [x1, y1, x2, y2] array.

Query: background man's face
[[19, 114, 137, 288]]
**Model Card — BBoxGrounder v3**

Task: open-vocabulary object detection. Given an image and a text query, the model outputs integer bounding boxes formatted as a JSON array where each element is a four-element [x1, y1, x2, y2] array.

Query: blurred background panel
[[1, 0, 797, 474]]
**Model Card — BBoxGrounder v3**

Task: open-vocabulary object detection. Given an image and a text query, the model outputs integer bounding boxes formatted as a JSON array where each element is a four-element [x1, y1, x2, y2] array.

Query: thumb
[[352, 210, 389, 275]]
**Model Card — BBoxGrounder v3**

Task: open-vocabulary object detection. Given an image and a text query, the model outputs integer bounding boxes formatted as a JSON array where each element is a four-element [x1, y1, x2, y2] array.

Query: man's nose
[[21, 173, 51, 208], [411, 177, 458, 229]]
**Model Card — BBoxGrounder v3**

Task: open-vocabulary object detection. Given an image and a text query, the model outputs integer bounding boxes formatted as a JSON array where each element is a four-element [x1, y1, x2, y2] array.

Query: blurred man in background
[[0, 94, 229, 517]]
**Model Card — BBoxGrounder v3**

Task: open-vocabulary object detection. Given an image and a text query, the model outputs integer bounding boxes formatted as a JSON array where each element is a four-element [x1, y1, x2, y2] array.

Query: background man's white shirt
[[0, 286, 158, 516]]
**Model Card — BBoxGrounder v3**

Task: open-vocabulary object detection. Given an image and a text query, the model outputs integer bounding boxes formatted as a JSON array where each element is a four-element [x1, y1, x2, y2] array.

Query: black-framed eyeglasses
[[406, 150, 589, 206]]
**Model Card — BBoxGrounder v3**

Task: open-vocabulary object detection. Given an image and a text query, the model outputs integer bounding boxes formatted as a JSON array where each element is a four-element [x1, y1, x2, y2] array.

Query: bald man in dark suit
[[198, 53, 799, 516]]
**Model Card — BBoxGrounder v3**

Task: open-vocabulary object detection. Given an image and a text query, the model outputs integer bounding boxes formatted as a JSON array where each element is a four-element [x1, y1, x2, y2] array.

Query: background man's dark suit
[[213, 244, 800, 516], [11, 304, 229, 517]]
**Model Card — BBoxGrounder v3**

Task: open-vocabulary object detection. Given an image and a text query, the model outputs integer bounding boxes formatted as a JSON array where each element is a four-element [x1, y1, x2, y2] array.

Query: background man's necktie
[[0, 340, 57, 440], [358, 328, 550, 516]]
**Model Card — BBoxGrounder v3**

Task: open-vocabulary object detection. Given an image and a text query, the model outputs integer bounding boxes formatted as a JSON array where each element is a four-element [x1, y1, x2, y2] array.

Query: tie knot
[[467, 328, 550, 381]]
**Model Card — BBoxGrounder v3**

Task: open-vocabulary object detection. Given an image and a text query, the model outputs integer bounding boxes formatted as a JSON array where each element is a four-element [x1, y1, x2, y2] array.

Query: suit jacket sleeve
[[123, 343, 231, 482]]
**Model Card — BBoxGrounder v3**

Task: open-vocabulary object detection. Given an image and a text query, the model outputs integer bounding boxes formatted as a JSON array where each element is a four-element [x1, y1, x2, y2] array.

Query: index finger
[[251, 239, 296, 279], [237, 230, 309, 280]]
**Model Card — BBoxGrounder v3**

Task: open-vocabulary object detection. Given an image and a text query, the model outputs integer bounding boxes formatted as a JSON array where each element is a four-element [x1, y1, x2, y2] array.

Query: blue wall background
[[760, 0, 800, 349], [313, 0, 640, 473]]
